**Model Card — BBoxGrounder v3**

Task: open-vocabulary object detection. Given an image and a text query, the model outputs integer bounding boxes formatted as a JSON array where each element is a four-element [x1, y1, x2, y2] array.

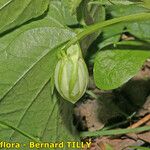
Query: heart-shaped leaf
[[0, 3, 79, 149], [94, 45, 150, 90]]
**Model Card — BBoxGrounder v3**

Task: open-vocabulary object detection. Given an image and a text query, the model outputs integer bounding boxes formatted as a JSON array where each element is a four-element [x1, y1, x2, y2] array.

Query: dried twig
[[128, 114, 150, 129]]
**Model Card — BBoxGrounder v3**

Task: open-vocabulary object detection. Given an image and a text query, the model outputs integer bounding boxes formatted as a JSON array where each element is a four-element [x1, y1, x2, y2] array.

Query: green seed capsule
[[54, 44, 89, 103]]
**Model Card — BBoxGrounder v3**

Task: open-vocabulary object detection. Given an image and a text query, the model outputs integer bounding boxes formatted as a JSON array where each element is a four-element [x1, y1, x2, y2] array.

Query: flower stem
[[80, 125, 150, 138], [63, 12, 150, 50]]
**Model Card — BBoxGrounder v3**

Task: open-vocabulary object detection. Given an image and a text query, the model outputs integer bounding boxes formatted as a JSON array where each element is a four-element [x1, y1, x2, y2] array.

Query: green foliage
[[106, 3, 150, 41], [127, 20, 150, 41], [94, 45, 150, 90], [62, 0, 82, 14], [0, 1, 79, 149], [129, 146, 150, 150], [51, 0, 78, 26], [141, 0, 150, 9], [78, 0, 106, 54], [105, 144, 114, 150], [0, 0, 150, 149], [89, 0, 138, 5], [0, 0, 49, 34], [92, 4, 150, 90]]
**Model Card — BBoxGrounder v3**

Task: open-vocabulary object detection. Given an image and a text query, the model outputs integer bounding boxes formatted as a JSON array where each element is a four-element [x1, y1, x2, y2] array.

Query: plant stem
[[63, 12, 150, 50], [101, 112, 136, 131], [102, 120, 129, 131], [86, 90, 98, 99], [80, 125, 150, 138], [129, 146, 150, 150]]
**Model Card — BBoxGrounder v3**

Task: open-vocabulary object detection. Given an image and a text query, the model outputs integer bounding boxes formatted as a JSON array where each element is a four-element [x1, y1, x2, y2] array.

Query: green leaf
[[94, 45, 150, 90], [48, 1, 66, 26], [105, 144, 114, 150], [0, 7, 79, 149], [0, 26, 75, 100], [0, 90, 79, 149], [129, 146, 150, 150], [77, 0, 105, 26], [127, 20, 150, 40], [106, 4, 150, 41], [141, 0, 150, 9], [48, 0, 77, 27], [98, 35, 120, 50], [89, 0, 137, 5], [64, 12, 150, 53], [49, 0, 78, 26], [78, 0, 106, 54], [62, 0, 82, 14], [98, 23, 124, 49], [106, 4, 149, 18], [0, 0, 49, 34]]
